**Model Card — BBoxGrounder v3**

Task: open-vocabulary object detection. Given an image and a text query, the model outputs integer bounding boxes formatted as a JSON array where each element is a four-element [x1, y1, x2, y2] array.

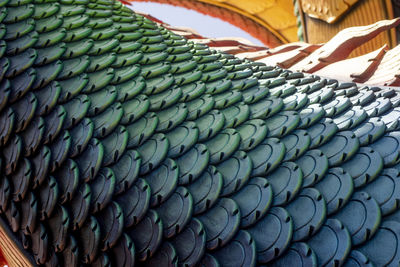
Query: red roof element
[[0, 248, 6, 266], [252, 43, 321, 69], [314, 45, 388, 83], [365, 45, 400, 86]]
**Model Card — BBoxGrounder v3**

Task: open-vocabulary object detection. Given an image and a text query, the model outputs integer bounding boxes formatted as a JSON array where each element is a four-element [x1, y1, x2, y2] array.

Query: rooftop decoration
[[300, 0, 360, 23]]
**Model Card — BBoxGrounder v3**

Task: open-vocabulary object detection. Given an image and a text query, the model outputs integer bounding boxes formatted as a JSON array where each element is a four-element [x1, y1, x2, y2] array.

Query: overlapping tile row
[[1, 0, 400, 266]]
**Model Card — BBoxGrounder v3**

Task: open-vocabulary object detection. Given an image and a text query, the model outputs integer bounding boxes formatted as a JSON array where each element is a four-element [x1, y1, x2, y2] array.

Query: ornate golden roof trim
[[300, 0, 360, 24]]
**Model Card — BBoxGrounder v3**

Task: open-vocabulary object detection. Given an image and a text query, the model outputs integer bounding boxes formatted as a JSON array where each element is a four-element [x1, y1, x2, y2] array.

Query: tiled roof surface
[[3, 0, 400, 266]]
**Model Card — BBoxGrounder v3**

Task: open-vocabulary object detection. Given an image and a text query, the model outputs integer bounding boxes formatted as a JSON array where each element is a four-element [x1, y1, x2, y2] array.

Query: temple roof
[[2, 0, 400, 266], [138, 9, 400, 86], [130, 0, 298, 47], [130, 0, 400, 58]]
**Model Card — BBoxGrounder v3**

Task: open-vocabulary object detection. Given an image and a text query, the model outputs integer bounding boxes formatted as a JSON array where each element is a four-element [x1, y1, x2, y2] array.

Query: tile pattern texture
[[1, 0, 400, 266]]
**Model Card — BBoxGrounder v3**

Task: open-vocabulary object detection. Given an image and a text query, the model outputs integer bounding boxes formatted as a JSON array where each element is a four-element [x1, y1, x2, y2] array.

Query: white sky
[[129, 2, 264, 46]]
